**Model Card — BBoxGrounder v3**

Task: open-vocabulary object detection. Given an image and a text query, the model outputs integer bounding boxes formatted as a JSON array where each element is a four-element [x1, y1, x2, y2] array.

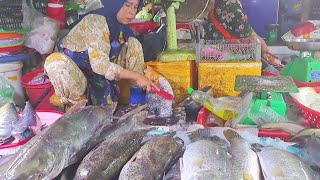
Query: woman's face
[[117, 0, 140, 24]]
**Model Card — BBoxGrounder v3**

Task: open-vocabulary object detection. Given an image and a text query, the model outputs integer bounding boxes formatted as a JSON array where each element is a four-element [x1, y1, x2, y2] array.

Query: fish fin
[[251, 143, 264, 152], [243, 172, 254, 180], [223, 129, 241, 140], [271, 167, 285, 177]]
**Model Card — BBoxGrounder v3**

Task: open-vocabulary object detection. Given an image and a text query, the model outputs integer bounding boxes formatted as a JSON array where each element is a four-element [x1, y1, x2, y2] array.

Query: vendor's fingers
[[146, 84, 152, 92]]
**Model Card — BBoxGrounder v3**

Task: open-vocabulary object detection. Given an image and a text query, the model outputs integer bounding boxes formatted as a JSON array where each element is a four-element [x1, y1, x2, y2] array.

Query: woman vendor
[[205, 0, 283, 67], [45, 0, 156, 112]]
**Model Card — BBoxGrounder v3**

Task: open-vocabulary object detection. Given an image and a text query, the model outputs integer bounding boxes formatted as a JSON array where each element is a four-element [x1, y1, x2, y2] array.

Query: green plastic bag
[[0, 76, 15, 106]]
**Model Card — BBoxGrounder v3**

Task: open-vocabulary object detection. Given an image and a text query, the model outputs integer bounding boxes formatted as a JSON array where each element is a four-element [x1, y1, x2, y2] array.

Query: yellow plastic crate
[[146, 61, 196, 103], [198, 62, 262, 97]]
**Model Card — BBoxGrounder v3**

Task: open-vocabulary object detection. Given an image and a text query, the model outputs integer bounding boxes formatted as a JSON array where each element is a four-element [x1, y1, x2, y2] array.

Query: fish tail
[[223, 129, 241, 140]]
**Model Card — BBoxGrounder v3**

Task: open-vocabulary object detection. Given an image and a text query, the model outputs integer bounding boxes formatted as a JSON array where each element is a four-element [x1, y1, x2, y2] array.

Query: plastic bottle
[[188, 88, 235, 121]]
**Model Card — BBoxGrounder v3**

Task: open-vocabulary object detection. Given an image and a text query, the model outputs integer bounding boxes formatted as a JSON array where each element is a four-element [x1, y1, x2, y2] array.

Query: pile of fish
[[0, 105, 319, 180], [0, 102, 42, 145], [179, 129, 317, 180]]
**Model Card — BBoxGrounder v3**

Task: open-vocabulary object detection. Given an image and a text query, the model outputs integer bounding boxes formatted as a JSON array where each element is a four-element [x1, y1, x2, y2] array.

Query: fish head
[[1, 140, 67, 180], [0, 103, 19, 141]]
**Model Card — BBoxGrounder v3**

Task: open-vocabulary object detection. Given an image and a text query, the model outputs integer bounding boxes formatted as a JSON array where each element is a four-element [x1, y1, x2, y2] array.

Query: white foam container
[[0, 62, 25, 107]]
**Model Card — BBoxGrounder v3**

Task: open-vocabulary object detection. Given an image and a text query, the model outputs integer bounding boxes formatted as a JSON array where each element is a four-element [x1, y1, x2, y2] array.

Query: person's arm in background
[[215, 0, 283, 66], [245, 32, 270, 54], [224, 0, 269, 54]]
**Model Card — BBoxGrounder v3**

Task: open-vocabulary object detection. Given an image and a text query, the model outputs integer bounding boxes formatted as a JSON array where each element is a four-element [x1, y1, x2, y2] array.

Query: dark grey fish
[[119, 136, 184, 180], [74, 129, 150, 180]]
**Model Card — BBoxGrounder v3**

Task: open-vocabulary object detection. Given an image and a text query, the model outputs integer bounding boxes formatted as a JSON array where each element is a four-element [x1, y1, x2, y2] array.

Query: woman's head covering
[[91, 0, 141, 41]]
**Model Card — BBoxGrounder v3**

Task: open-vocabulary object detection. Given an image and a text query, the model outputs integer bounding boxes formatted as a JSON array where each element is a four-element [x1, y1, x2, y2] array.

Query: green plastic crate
[[242, 92, 286, 125]]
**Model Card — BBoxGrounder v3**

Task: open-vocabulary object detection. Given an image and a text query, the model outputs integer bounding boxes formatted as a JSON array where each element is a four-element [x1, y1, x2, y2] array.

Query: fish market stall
[[1, 0, 320, 179]]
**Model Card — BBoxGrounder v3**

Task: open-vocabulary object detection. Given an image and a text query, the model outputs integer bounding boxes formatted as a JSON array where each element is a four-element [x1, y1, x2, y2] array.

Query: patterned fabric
[[44, 53, 87, 105], [205, 0, 253, 40], [62, 14, 123, 80], [47, 14, 144, 108], [123, 37, 145, 74]]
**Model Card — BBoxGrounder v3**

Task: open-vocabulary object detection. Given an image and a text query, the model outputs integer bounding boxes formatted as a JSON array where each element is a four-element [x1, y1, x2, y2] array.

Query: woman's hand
[[258, 36, 269, 54], [133, 73, 157, 91], [242, 32, 269, 54], [117, 69, 159, 92]]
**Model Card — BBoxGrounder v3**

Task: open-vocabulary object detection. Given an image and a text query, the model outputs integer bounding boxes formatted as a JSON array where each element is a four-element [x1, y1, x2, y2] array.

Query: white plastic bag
[[25, 17, 60, 54]]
